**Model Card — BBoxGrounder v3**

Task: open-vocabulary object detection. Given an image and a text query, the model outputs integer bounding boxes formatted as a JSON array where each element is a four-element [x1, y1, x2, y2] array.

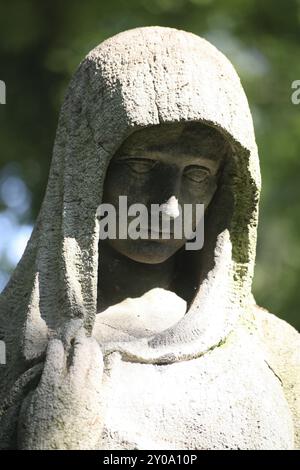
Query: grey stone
[[0, 26, 299, 450]]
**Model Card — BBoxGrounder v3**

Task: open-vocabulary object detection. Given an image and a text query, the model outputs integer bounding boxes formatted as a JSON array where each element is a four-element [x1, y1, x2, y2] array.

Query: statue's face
[[101, 123, 228, 264]]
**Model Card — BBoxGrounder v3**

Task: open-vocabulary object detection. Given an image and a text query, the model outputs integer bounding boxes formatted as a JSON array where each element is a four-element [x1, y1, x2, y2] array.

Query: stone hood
[[0, 26, 261, 395]]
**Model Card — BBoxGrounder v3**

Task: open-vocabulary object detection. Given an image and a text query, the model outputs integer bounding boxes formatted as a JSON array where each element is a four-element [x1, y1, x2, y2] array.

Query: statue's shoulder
[[252, 305, 300, 448], [252, 305, 300, 356]]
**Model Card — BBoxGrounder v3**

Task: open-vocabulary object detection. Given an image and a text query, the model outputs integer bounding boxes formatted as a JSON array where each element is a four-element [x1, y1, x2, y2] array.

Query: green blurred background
[[0, 0, 299, 330]]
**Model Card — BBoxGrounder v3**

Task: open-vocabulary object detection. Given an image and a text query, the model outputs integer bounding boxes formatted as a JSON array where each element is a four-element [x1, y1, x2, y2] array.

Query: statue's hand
[[18, 325, 104, 450]]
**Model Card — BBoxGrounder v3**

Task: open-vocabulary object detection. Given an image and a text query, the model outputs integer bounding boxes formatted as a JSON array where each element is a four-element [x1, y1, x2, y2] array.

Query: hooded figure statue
[[0, 26, 299, 450]]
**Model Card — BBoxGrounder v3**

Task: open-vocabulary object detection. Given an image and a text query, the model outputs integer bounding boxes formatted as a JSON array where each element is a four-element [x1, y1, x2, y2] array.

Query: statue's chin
[[107, 238, 184, 265]]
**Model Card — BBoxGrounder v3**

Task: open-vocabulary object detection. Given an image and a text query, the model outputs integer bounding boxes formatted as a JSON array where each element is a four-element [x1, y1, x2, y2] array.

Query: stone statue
[[0, 26, 299, 450]]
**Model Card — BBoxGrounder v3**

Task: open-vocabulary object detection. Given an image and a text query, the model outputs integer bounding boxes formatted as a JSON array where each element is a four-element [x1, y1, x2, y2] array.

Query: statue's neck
[[97, 241, 176, 312]]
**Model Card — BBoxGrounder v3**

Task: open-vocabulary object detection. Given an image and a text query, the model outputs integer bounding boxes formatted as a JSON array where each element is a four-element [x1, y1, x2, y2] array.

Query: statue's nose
[[160, 195, 180, 219]]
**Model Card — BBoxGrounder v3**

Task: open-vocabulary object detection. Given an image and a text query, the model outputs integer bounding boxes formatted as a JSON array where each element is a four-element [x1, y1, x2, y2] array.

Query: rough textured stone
[[94, 288, 187, 343], [0, 26, 299, 450]]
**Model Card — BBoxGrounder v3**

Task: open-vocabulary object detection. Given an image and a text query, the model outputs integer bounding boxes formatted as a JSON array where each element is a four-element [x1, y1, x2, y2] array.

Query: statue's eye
[[124, 158, 157, 174], [184, 165, 210, 183]]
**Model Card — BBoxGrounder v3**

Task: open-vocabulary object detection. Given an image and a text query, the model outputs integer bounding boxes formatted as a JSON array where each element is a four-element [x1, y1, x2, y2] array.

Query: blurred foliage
[[0, 0, 299, 330]]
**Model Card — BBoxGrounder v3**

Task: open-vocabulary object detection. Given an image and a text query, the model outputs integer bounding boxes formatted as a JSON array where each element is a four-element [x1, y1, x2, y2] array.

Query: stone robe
[[0, 26, 299, 450]]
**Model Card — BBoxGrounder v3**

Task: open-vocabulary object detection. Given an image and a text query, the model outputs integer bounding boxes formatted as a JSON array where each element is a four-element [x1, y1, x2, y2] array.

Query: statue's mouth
[[139, 226, 175, 238]]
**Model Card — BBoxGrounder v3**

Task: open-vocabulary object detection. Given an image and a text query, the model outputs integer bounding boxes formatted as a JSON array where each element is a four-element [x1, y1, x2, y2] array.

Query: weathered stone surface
[[0, 26, 299, 450], [94, 288, 187, 343]]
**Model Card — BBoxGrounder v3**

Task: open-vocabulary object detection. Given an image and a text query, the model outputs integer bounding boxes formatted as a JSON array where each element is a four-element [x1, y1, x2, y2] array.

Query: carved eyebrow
[[185, 164, 211, 172], [117, 151, 212, 162], [114, 153, 220, 174], [114, 154, 156, 161]]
